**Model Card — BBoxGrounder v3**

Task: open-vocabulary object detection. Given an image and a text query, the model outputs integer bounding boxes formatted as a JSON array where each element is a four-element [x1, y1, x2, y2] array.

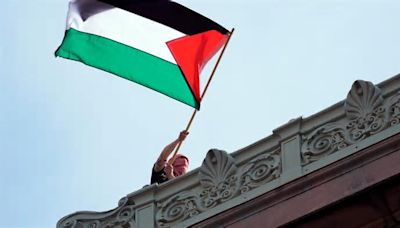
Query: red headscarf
[[171, 154, 189, 177]]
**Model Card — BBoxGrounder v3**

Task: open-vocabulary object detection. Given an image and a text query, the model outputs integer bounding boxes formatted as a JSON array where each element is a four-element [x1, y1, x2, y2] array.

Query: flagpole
[[169, 28, 235, 164]]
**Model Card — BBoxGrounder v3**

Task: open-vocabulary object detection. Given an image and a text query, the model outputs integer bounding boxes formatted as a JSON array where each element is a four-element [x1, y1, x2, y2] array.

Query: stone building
[[57, 74, 400, 228]]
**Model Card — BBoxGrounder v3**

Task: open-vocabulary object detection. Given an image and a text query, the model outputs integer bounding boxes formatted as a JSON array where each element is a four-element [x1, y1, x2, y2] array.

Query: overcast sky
[[1, 0, 400, 227]]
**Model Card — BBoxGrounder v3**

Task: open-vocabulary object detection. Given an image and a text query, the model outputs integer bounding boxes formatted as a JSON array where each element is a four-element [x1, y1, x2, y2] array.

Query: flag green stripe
[[56, 28, 198, 109]]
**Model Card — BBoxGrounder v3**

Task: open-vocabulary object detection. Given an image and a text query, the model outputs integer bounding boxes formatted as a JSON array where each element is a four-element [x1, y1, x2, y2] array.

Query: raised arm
[[153, 130, 188, 172]]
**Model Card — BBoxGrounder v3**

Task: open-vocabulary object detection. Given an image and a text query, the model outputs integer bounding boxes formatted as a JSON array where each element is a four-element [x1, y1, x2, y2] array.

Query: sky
[[1, 0, 400, 227]]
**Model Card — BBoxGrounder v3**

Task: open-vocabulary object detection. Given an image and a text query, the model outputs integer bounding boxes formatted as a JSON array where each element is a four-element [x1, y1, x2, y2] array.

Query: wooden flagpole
[[169, 28, 235, 164]]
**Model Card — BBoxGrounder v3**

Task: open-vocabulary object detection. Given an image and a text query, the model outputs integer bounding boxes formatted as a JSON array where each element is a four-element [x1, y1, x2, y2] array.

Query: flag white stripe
[[66, 0, 185, 64]]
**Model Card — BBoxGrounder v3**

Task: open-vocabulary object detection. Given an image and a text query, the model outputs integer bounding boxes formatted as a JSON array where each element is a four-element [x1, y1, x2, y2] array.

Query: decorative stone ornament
[[156, 149, 239, 227], [56, 149, 281, 228], [199, 149, 239, 208], [156, 149, 281, 227], [301, 80, 400, 164], [57, 196, 136, 228], [240, 151, 281, 193]]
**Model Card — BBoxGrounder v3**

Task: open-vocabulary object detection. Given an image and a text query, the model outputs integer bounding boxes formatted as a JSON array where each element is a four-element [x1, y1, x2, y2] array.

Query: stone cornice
[[194, 132, 400, 227]]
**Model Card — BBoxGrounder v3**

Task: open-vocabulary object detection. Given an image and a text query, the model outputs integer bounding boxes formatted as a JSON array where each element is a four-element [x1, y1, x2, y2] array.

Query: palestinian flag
[[55, 0, 229, 109]]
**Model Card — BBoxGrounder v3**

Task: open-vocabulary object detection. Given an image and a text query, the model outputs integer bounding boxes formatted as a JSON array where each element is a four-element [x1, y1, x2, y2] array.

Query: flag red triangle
[[167, 30, 228, 105]]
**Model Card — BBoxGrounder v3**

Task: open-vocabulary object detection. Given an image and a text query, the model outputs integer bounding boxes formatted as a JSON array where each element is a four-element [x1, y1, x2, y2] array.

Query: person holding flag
[[56, 0, 234, 184], [151, 130, 190, 184]]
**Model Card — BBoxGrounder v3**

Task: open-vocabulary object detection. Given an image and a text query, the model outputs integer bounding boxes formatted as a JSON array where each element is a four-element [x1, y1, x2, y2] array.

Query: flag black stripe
[[98, 0, 229, 35]]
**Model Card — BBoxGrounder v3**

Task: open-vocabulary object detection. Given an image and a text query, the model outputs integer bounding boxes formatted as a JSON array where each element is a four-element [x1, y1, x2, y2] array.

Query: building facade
[[58, 75, 400, 228]]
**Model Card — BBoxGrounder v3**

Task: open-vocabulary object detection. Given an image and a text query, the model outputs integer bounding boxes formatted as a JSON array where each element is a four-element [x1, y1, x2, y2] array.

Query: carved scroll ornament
[[57, 196, 136, 228], [156, 149, 281, 227], [240, 151, 281, 193], [301, 80, 400, 165]]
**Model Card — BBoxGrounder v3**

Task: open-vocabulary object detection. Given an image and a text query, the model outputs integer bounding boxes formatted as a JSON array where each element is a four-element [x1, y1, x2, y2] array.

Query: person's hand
[[165, 163, 175, 179], [178, 130, 189, 142]]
